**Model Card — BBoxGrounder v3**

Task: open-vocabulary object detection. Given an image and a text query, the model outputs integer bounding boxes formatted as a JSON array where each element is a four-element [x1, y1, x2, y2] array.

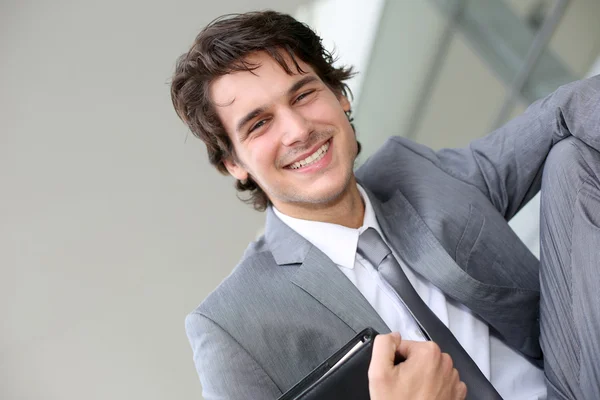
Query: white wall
[[295, 0, 385, 108], [0, 1, 309, 399], [353, 0, 448, 158]]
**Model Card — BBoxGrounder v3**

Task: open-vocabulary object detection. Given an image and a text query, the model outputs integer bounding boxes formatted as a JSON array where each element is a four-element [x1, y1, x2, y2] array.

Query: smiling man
[[171, 11, 600, 400], [214, 52, 362, 226]]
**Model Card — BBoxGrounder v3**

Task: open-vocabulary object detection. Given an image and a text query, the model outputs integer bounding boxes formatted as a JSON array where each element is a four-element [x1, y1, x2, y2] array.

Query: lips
[[284, 139, 331, 169], [288, 141, 330, 170]]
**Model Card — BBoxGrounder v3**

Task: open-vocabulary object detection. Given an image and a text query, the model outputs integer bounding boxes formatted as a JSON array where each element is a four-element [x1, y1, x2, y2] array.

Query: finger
[[396, 339, 421, 360], [451, 367, 459, 382], [456, 381, 467, 400], [371, 333, 402, 367], [441, 352, 453, 374]]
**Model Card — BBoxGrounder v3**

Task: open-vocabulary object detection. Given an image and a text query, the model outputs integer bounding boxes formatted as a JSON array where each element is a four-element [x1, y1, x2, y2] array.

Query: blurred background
[[2, 0, 600, 399]]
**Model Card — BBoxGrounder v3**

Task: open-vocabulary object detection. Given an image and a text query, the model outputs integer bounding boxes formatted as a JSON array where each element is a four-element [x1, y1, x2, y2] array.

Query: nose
[[279, 108, 311, 146]]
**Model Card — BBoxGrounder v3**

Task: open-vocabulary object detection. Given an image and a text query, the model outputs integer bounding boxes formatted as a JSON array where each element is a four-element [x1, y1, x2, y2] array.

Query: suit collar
[[264, 207, 313, 265], [269, 185, 382, 270], [264, 184, 524, 303], [263, 185, 539, 357], [264, 185, 384, 265], [263, 196, 389, 334], [290, 244, 390, 334]]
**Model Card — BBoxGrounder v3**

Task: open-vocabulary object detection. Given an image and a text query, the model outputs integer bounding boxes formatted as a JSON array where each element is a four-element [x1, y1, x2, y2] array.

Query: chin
[[305, 173, 353, 205], [270, 160, 355, 206]]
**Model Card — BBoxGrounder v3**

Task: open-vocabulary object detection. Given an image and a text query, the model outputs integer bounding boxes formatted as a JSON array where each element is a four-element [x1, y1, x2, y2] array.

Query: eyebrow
[[235, 75, 320, 137]]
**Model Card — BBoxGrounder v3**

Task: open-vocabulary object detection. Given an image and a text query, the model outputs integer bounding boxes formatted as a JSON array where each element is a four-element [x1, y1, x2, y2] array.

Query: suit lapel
[[364, 187, 540, 358], [265, 208, 389, 335], [291, 246, 390, 334], [367, 187, 479, 299]]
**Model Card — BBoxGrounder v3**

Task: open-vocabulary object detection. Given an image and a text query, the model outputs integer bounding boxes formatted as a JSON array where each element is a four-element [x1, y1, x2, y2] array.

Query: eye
[[294, 90, 315, 104], [249, 119, 268, 134]]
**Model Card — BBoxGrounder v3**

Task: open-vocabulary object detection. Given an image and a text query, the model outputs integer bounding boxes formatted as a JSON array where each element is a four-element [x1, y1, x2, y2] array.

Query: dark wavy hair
[[170, 10, 359, 211]]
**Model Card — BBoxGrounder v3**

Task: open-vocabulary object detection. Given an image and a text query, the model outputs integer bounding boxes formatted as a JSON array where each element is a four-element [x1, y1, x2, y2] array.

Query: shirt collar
[[272, 184, 383, 269]]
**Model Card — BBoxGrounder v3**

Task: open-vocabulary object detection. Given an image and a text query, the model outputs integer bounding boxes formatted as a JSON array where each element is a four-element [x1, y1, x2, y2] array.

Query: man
[[171, 11, 600, 400]]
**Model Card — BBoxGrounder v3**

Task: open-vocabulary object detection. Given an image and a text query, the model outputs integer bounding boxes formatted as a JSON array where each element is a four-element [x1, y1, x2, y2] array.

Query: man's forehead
[[210, 52, 317, 107]]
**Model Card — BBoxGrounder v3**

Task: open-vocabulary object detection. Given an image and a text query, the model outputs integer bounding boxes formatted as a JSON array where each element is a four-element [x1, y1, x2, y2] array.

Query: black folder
[[277, 328, 379, 400]]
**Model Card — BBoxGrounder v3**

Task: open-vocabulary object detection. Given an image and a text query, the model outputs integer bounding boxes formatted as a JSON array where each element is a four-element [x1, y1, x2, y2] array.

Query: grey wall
[[0, 1, 309, 399]]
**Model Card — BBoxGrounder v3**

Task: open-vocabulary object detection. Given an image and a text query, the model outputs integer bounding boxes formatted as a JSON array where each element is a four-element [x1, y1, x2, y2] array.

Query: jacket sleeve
[[396, 74, 600, 220], [185, 312, 282, 400]]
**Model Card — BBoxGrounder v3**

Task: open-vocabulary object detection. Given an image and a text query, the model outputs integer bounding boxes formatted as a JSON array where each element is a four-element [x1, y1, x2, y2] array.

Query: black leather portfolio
[[277, 328, 379, 400]]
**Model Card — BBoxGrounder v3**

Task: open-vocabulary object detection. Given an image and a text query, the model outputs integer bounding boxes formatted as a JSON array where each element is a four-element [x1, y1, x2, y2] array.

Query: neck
[[274, 178, 365, 228]]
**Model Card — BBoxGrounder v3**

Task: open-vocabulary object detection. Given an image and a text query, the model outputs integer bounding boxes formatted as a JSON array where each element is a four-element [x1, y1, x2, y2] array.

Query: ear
[[223, 158, 249, 181], [339, 95, 351, 113]]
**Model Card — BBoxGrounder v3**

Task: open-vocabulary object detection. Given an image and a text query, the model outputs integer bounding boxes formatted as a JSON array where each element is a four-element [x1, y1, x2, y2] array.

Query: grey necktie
[[357, 227, 502, 400]]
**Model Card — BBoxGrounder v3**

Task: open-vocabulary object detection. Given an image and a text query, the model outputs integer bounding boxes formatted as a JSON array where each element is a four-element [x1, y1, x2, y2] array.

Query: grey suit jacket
[[186, 76, 600, 400]]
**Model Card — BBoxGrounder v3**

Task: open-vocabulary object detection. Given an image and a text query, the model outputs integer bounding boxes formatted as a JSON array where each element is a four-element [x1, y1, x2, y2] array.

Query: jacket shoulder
[[191, 236, 276, 315], [356, 136, 443, 194]]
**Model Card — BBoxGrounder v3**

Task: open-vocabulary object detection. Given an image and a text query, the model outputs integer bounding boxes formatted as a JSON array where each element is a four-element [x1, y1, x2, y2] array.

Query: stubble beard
[[269, 146, 356, 209], [249, 128, 359, 210], [280, 167, 354, 208]]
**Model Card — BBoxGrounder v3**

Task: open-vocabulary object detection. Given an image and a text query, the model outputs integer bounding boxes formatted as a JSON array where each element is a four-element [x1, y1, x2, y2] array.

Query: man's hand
[[368, 332, 467, 400]]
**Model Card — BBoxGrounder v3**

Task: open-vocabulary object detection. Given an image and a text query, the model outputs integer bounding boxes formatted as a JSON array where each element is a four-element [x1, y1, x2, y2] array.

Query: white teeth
[[289, 141, 330, 170]]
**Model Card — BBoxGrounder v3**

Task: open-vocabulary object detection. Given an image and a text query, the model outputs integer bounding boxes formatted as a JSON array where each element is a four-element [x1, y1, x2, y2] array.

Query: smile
[[288, 141, 330, 170]]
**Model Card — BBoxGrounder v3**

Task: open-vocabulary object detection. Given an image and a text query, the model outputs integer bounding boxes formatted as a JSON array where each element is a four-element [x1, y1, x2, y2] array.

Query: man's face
[[212, 51, 358, 213]]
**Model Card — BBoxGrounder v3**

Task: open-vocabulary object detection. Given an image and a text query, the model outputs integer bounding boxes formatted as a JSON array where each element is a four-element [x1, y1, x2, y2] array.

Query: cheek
[[308, 98, 349, 129], [249, 136, 281, 173], [309, 97, 338, 119]]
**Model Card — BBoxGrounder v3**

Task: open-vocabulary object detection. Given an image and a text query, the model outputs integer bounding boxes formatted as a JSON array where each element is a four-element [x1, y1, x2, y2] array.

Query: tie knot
[[357, 227, 392, 269]]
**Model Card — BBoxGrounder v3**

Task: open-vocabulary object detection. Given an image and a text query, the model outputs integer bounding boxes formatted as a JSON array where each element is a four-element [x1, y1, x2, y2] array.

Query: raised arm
[[399, 74, 600, 220]]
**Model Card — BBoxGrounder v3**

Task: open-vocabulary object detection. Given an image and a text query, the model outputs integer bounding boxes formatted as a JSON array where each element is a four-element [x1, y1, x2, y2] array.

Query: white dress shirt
[[274, 185, 547, 399]]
